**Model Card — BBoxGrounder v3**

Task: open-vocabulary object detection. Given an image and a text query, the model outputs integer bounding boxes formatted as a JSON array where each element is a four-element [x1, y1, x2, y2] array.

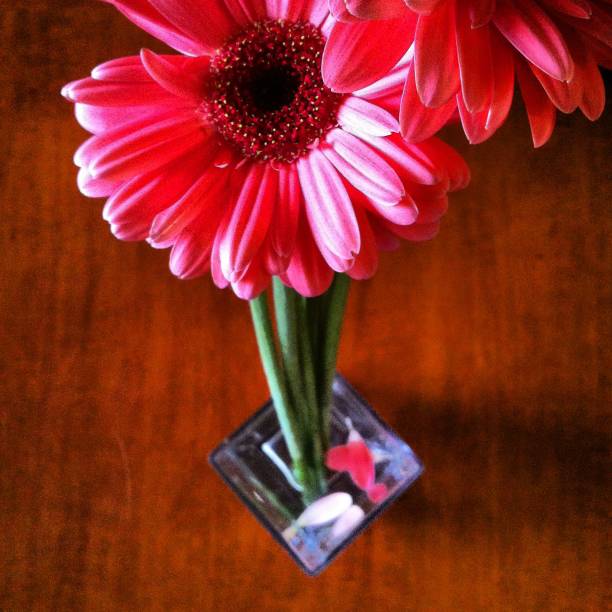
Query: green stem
[[273, 279, 325, 499], [249, 294, 308, 486], [317, 274, 351, 452], [296, 296, 325, 487]]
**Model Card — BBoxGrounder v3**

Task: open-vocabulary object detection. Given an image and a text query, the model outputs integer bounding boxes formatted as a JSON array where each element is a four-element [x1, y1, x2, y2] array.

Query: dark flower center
[[245, 65, 301, 112], [202, 20, 342, 164]]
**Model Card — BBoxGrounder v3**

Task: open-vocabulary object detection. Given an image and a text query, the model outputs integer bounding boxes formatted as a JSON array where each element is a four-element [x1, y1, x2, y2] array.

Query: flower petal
[[468, 0, 496, 27], [323, 16, 417, 93], [346, 0, 408, 20], [297, 148, 361, 259], [404, 0, 445, 13], [103, 148, 211, 235], [325, 130, 405, 204], [456, 8, 494, 113], [359, 133, 443, 186], [493, 0, 574, 81], [283, 215, 334, 297], [77, 168, 120, 198], [62, 77, 178, 107], [338, 96, 400, 137], [140, 49, 208, 101], [271, 164, 301, 258], [400, 59, 457, 142], [102, 0, 208, 55], [148, 0, 239, 51], [219, 163, 277, 281], [86, 114, 206, 181], [516, 59, 557, 147], [347, 206, 379, 280], [414, 1, 461, 107], [149, 167, 226, 247]]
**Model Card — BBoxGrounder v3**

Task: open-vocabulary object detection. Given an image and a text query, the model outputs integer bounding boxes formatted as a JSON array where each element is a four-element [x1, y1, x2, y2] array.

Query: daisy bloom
[[324, 0, 611, 147], [62, 0, 469, 299]]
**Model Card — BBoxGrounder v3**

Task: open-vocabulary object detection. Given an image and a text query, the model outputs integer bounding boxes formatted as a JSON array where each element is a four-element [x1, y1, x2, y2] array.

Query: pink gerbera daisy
[[324, 0, 611, 147], [62, 0, 469, 299]]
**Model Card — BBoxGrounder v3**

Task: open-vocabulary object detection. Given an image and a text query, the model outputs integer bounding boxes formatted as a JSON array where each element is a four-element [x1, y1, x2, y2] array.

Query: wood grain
[[1, 2, 610, 610]]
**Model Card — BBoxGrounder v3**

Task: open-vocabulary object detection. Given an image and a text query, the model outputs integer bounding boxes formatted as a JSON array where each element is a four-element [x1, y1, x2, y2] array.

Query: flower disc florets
[[203, 20, 342, 163]]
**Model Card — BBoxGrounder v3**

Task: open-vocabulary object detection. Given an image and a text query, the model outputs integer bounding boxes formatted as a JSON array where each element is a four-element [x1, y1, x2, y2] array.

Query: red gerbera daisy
[[62, 0, 469, 299], [324, 0, 611, 146]]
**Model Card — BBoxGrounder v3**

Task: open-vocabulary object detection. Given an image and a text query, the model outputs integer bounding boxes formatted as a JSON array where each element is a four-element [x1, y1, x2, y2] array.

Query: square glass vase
[[209, 374, 424, 576]]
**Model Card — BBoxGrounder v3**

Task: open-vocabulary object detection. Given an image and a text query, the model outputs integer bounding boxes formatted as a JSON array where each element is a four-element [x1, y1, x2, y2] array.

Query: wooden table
[[1, 2, 610, 610]]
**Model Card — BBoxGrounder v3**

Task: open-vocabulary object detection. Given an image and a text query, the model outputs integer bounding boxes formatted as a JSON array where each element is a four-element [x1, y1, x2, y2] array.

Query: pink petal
[[400, 59, 458, 142], [210, 213, 232, 290], [264, 0, 305, 20], [403, 0, 445, 13], [231, 257, 271, 300], [456, 7, 494, 113], [140, 49, 208, 101], [77, 168, 120, 198], [457, 31, 515, 144], [541, 0, 592, 19], [575, 49, 605, 120], [271, 165, 301, 258], [416, 138, 471, 191], [283, 215, 334, 297], [414, 1, 460, 108], [169, 198, 226, 279], [91, 56, 150, 82], [169, 231, 212, 279], [74, 110, 177, 167], [301, 0, 330, 26], [102, 0, 208, 55], [219, 163, 277, 281], [346, 0, 408, 20], [149, 167, 226, 247], [353, 50, 410, 100], [516, 59, 557, 147], [103, 148, 211, 233], [530, 64, 578, 113], [364, 195, 419, 225], [222, 0, 258, 26], [323, 16, 417, 93], [326, 440, 375, 490], [73, 104, 183, 135], [96, 128, 202, 186], [147, 0, 239, 51], [360, 133, 443, 186], [261, 233, 291, 275], [413, 195, 449, 223], [468, 0, 496, 27], [62, 78, 178, 107], [493, 0, 574, 81], [329, 0, 362, 22], [338, 96, 400, 137], [367, 483, 389, 503], [297, 149, 361, 259], [324, 130, 405, 204], [347, 206, 379, 280], [86, 115, 206, 181]]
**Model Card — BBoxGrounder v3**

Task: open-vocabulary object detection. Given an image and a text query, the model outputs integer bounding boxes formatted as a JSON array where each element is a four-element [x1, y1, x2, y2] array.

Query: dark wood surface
[[1, 2, 610, 610]]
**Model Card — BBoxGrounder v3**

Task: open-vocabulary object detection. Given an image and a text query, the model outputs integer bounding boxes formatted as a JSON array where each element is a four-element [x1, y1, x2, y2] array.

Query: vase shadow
[[354, 385, 608, 534]]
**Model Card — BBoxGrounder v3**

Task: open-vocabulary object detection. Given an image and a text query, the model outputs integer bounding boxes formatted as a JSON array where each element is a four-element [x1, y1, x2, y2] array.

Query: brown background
[[1, 2, 610, 611]]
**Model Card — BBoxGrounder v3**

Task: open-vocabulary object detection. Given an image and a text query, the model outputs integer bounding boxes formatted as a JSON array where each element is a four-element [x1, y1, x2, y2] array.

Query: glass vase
[[210, 374, 424, 576]]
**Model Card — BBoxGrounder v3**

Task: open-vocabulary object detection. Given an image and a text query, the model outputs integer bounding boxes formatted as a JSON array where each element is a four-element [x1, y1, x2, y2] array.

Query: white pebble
[[329, 505, 365, 541], [295, 492, 353, 528]]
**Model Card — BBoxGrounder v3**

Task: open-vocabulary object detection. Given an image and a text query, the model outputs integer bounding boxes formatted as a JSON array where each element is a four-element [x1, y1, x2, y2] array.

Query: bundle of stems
[[249, 274, 350, 504]]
